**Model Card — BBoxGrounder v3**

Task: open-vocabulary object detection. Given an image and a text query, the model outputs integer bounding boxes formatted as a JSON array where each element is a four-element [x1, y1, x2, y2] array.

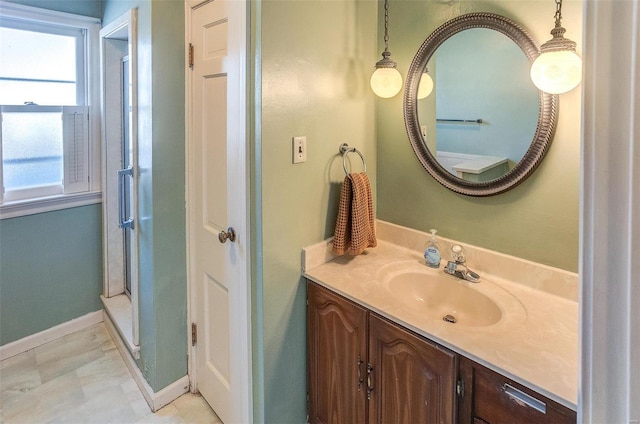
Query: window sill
[[0, 191, 102, 220], [101, 294, 140, 359]]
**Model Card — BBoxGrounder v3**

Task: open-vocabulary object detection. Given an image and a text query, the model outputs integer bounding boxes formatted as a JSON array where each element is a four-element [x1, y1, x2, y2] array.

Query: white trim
[[102, 311, 190, 412], [151, 376, 191, 412], [580, 0, 640, 422], [0, 310, 103, 361], [0, 191, 101, 219], [2, 185, 64, 204], [229, 2, 254, 419], [0, 1, 100, 26], [184, 0, 197, 394], [86, 14, 102, 194]]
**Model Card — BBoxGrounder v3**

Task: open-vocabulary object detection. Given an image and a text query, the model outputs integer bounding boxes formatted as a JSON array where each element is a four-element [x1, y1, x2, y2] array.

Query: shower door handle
[[118, 167, 134, 229]]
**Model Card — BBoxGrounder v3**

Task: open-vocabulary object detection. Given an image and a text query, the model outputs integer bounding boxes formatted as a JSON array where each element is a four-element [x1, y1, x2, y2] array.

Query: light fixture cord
[[554, 0, 563, 28], [383, 0, 390, 53]]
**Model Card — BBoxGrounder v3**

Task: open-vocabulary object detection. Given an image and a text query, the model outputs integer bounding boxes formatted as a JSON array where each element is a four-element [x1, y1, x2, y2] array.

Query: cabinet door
[[368, 314, 457, 424], [307, 282, 368, 424]]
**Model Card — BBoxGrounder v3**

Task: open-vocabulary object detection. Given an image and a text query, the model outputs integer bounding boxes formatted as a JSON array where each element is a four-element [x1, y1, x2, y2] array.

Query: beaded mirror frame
[[403, 12, 558, 196]]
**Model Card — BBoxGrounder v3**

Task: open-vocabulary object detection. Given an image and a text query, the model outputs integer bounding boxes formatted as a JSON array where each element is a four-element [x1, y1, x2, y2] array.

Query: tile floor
[[0, 323, 221, 423]]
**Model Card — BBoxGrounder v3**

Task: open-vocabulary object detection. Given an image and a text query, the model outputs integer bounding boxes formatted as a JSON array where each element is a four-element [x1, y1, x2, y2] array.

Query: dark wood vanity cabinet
[[307, 281, 368, 424], [307, 281, 456, 424], [458, 357, 576, 424], [307, 281, 576, 424]]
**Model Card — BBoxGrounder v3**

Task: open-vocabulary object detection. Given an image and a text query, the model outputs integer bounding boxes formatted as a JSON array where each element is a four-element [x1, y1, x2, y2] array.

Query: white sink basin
[[384, 271, 501, 326], [376, 261, 526, 328]]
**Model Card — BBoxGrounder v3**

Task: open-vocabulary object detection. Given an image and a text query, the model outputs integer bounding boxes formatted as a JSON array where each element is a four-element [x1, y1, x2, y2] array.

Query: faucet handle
[[451, 245, 466, 264]]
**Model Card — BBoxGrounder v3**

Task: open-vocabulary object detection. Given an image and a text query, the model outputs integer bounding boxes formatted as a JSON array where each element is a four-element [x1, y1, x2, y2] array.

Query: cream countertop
[[302, 220, 578, 410]]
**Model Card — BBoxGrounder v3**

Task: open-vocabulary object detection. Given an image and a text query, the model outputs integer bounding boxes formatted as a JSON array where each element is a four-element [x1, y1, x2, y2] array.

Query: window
[[0, 2, 100, 218]]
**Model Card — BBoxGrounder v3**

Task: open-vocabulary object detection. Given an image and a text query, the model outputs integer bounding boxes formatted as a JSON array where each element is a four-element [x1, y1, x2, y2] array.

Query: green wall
[[258, 0, 377, 421], [377, 0, 582, 272], [102, 0, 188, 392], [146, 0, 188, 393], [0, 205, 103, 345]]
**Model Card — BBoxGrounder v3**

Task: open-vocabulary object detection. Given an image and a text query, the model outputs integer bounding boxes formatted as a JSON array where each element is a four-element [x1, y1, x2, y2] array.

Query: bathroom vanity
[[303, 221, 578, 424], [308, 281, 575, 423], [308, 281, 455, 422]]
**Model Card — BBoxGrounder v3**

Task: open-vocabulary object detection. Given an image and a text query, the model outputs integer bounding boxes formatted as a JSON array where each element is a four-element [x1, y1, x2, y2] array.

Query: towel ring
[[339, 143, 367, 176]]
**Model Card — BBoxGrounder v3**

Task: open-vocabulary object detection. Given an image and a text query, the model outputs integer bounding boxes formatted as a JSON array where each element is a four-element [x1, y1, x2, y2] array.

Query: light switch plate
[[293, 136, 307, 164]]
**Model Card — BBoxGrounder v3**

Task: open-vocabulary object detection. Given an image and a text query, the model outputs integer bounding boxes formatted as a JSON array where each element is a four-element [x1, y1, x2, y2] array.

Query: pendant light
[[417, 69, 434, 99], [370, 0, 402, 98], [530, 0, 582, 94]]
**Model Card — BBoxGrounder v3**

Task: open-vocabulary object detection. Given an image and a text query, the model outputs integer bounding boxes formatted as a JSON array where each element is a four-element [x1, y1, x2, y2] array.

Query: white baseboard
[[0, 310, 104, 361], [102, 311, 189, 411]]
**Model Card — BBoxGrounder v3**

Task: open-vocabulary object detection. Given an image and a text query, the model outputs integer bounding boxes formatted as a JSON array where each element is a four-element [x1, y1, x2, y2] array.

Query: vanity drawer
[[473, 365, 576, 424]]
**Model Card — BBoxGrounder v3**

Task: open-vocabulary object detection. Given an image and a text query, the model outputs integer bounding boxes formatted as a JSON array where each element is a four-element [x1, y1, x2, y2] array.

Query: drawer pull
[[502, 383, 546, 414]]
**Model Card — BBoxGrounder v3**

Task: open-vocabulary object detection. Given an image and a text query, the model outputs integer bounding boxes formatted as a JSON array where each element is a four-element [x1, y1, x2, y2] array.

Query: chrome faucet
[[443, 245, 480, 283]]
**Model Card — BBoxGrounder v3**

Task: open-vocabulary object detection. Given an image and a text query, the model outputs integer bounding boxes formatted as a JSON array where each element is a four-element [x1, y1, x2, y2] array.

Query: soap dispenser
[[424, 229, 441, 268]]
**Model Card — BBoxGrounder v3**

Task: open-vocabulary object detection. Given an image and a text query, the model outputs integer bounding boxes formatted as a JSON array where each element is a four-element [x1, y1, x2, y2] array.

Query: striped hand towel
[[332, 172, 377, 256]]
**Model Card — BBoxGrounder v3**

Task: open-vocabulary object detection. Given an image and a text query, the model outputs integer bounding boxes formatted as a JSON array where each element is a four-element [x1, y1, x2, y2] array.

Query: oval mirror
[[404, 13, 558, 196]]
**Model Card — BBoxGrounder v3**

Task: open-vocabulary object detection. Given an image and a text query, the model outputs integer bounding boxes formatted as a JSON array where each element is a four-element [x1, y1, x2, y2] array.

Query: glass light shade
[[530, 49, 582, 94], [417, 72, 434, 99], [370, 67, 403, 98]]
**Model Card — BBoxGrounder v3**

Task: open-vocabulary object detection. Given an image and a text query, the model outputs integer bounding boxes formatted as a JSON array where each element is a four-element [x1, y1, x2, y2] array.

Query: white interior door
[[187, 1, 251, 423]]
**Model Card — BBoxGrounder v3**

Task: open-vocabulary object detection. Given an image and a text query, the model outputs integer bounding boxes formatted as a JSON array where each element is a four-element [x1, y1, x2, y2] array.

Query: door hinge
[[456, 379, 465, 397], [191, 322, 197, 346], [188, 43, 194, 69]]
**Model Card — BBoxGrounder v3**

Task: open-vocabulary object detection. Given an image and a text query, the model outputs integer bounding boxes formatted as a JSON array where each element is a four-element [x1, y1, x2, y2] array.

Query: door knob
[[218, 227, 236, 243]]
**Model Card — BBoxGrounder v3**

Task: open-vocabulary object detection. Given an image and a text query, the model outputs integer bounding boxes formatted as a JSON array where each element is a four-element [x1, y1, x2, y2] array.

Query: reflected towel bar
[[436, 118, 483, 124], [339, 143, 367, 176]]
